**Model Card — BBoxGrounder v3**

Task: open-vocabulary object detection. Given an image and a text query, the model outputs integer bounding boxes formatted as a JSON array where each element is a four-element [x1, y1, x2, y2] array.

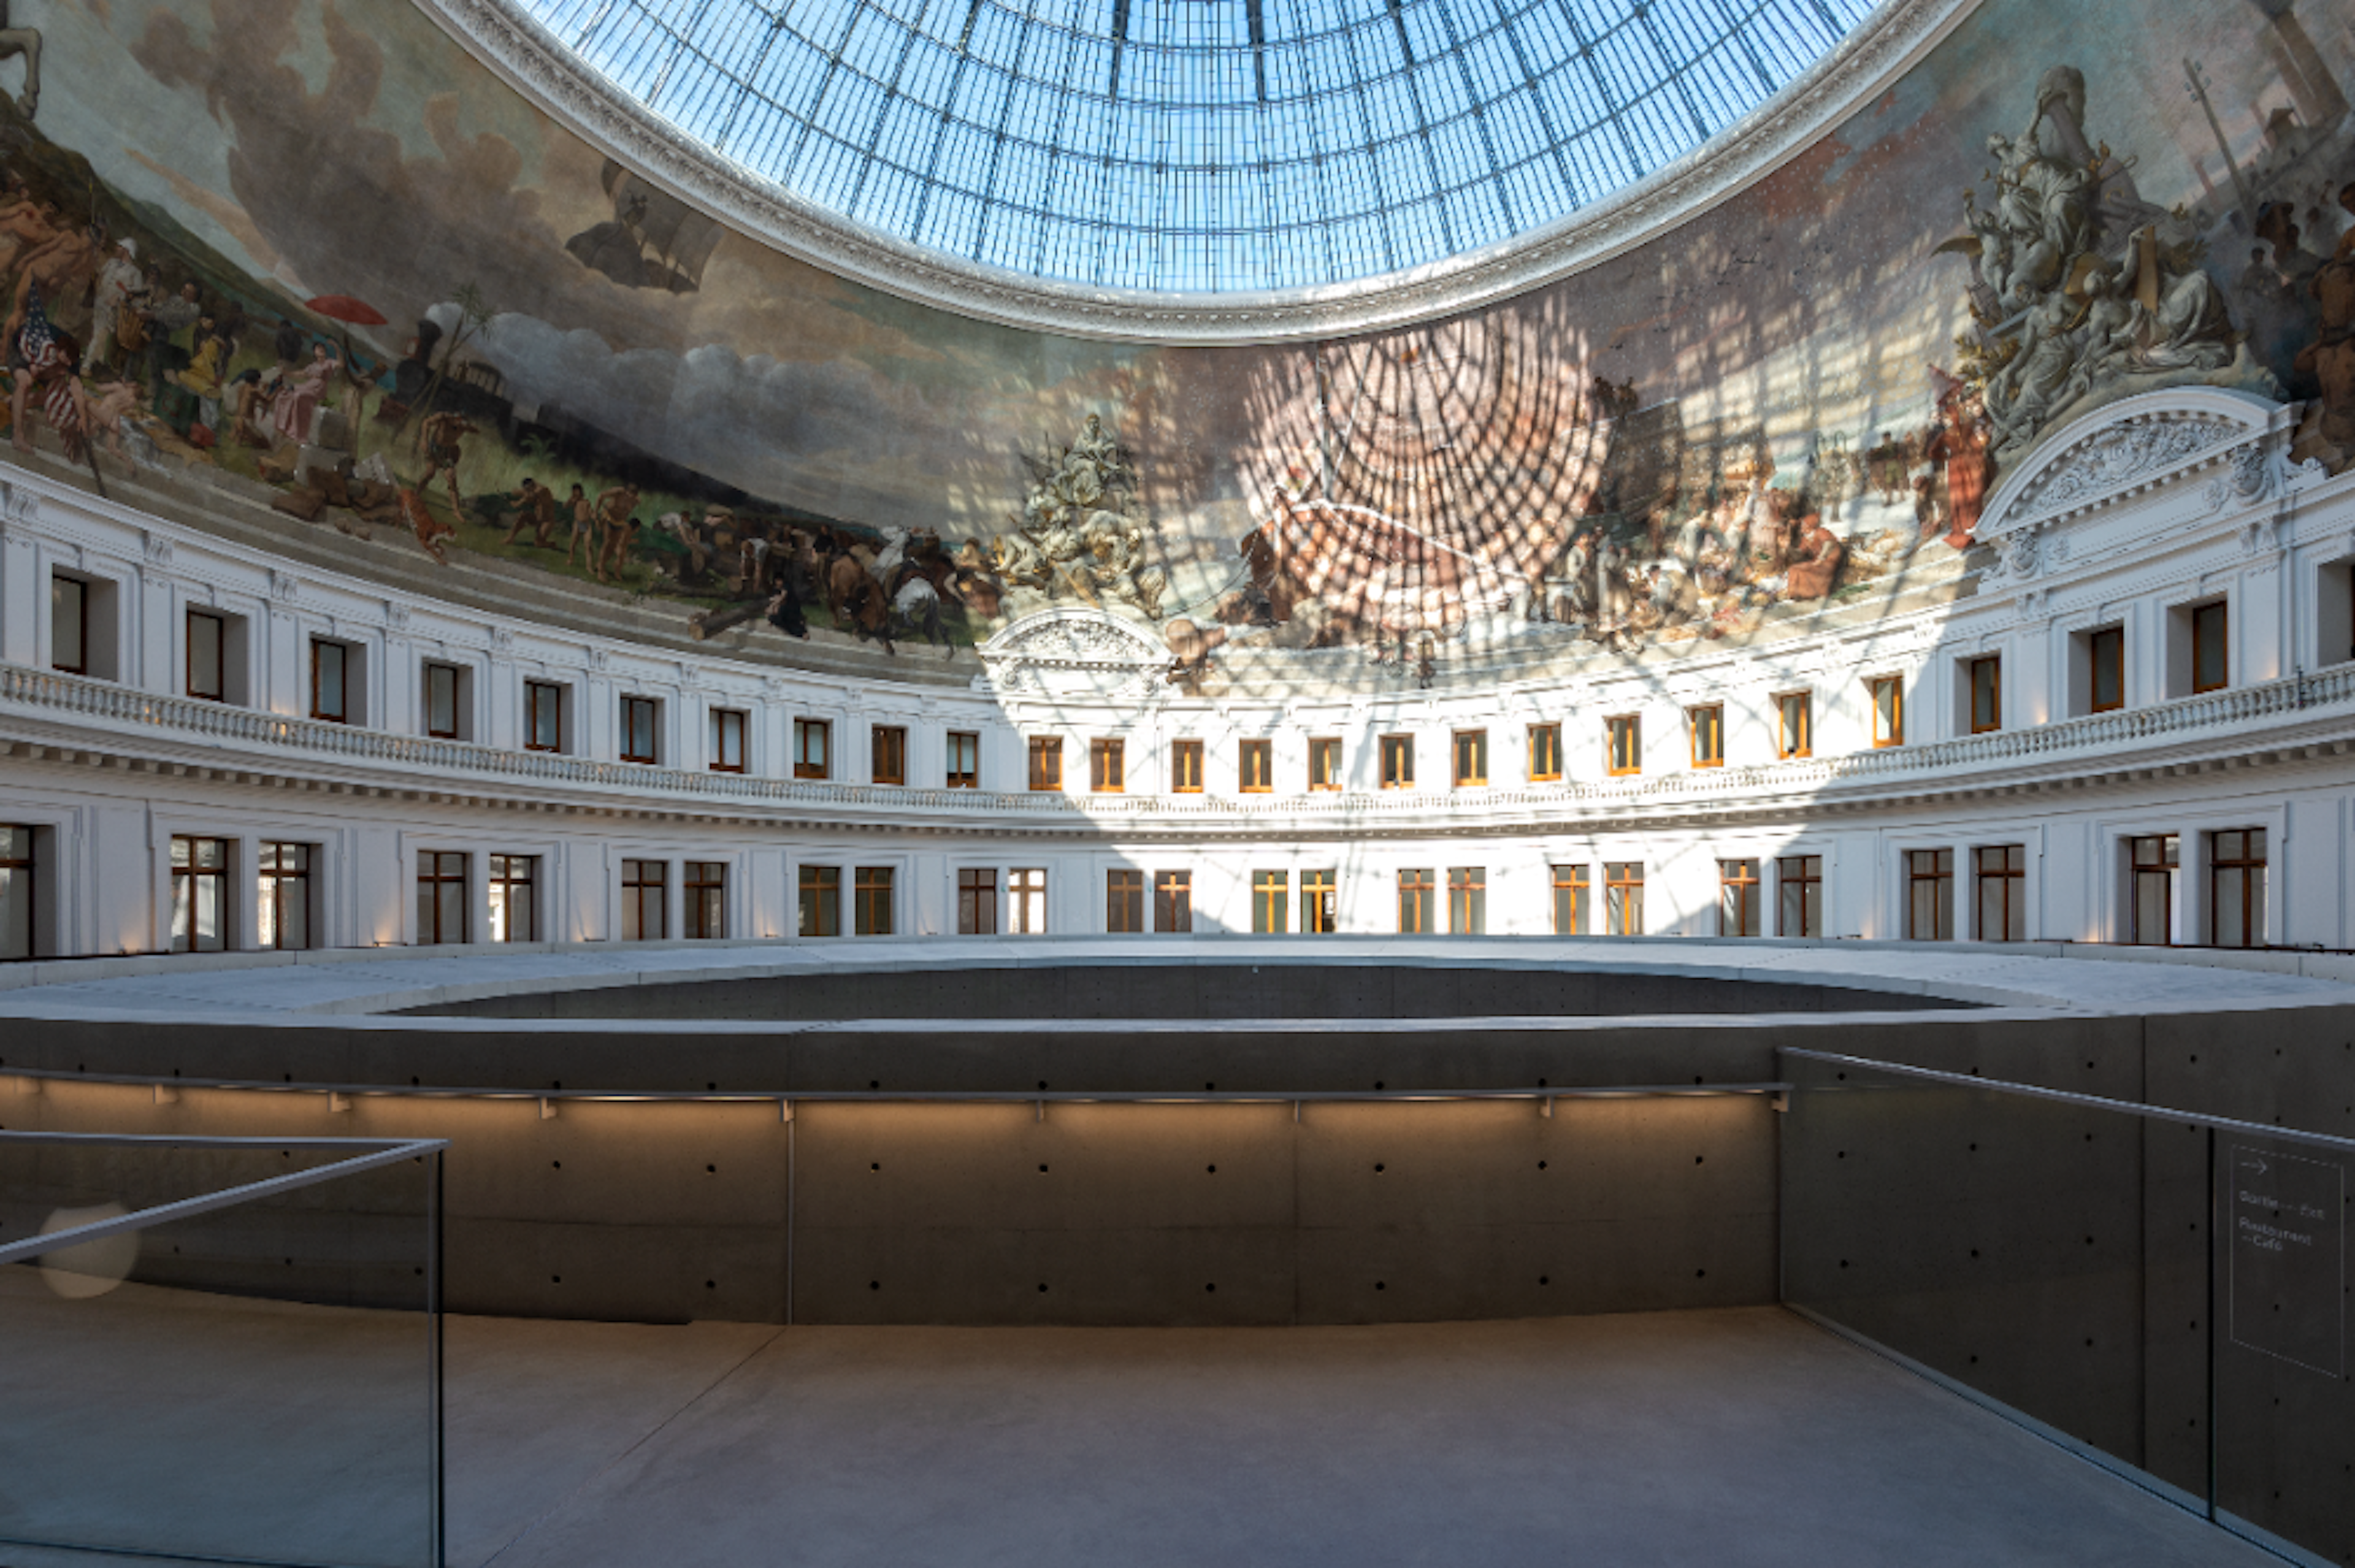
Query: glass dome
[[521, 0, 1875, 294]]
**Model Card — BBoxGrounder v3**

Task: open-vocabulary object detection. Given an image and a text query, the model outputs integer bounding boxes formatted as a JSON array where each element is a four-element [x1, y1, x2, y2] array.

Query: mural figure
[[992, 414, 1166, 621]]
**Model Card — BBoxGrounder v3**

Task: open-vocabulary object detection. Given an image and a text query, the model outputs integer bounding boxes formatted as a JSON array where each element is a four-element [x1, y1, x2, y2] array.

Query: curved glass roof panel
[[520, 0, 1876, 294]]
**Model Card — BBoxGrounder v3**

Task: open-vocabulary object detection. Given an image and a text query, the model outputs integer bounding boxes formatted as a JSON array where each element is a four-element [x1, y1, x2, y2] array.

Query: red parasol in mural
[[305, 294, 387, 328]]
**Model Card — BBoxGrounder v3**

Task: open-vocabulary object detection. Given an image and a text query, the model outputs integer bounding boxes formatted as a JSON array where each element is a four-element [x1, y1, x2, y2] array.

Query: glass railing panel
[[0, 1133, 442, 1568]]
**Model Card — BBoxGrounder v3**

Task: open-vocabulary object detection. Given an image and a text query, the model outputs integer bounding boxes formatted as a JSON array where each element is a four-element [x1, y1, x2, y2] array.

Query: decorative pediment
[[1977, 389, 2286, 543], [974, 608, 1166, 701]]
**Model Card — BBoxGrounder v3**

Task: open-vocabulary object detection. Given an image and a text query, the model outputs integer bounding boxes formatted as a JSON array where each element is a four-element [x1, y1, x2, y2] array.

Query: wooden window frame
[[1105, 868, 1145, 934], [415, 849, 466, 948], [1867, 675, 1904, 747], [798, 865, 841, 938], [1379, 734, 1415, 790], [793, 717, 830, 780], [684, 861, 727, 941], [1171, 738, 1205, 794], [1687, 705, 1723, 769], [1308, 737, 1342, 791], [2088, 626, 2125, 714], [1606, 714, 1642, 777], [870, 724, 907, 786], [710, 708, 749, 774], [620, 695, 661, 765], [1774, 692, 1812, 760], [1603, 862, 1644, 936], [310, 639, 351, 725], [1447, 866, 1486, 935], [1238, 738, 1274, 794], [1905, 849, 1955, 941], [1300, 870, 1338, 935], [0, 826, 33, 962], [2191, 601, 2229, 694], [2129, 835, 2178, 946], [524, 680, 564, 754], [488, 852, 536, 944], [1451, 730, 1488, 789], [258, 841, 313, 952], [1154, 869, 1193, 933], [1974, 844, 2024, 943], [186, 610, 227, 703], [1967, 656, 2002, 735], [957, 866, 998, 935], [50, 573, 88, 675], [424, 662, 463, 740], [621, 858, 667, 941], [853, 866, 895, 936], [1027, 735, 1063, 792], [1526, 724, 1563, 784], [1090, 737, 1126, 794], [944, 730, 979, 789], [1777, 855, 1822, 938], [1396, 867, 1436, 935], [2207, 829, 2267, 950], [1251, 870, 1288, 935], [1718, 859, 1762, 937], [1009, 868, 1046, 934], [1550, 863, 1588, 935]]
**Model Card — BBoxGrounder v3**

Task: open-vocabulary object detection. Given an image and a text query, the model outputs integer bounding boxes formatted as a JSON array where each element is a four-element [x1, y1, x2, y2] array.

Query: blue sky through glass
[[522, 0, 1875, 293]]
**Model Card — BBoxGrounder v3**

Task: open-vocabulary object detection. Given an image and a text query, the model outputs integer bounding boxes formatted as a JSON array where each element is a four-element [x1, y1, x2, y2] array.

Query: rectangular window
[[415, 849, 465, 947], [1301, 870, 1338, 934], [871, 724, 906, 786], [621, 859, 667, 941], [1397, 868, 1436, 934], [621, 696, 660, 764], [258, 842, 312, 951], [1607, 715, 1642, 777], [945, 730, 979, 789], [798, 865, 841, 938], [2209, 829, 2267, 950], [1252, 870, 1288, 934], [957, 867, 998, 935], [0, 825, 33, 960], [489, 853, 536, 943], [1551, 863, 1588, 935], [1154, 870, 1193, 933], [1527, 724, 1563, 782], [710, 709, 748, 773], [2192, 602, 2229, 694], [171, 836, 232, 952], [1777, 855, 1822, 938], [794, 718, 830, 779], [1974, 844, 2025, 943], [1452, 730, 1488, 788], [1869, 676, 1904, 747], [854, 868, 894, 936], [1009, 868, 1046, 933], [1719, 859, 1761, 937], [1968, 656, 2001, 735], [1447, 866, 1486, 935], [525, 681, 564, 752], [2089, 627, 2124, 714], [1380, 735, 1415, 789], [311, 640, 350, 725], [424, 662, 462, 740], [1604, 862, 1644, 935], [52, 573, 86, 674], [2131, 835, 2178, 946], [1238, 738, 1274, 793], [1171, 738, 1205, 793], [1106, 868, 1144, 933], [1091, 737, 1125, 794], [186, 610, 226, 702], [1028, 735, 1063, 792], [1688, 705, 1724, 768], [1309, 737, 1342, 790], [1905, 849, 1955, 941], [1775, 692, 1812, 759], [685, 862, 727, 940]]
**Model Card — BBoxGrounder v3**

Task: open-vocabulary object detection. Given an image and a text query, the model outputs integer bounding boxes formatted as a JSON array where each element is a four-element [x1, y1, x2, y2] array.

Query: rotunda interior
[[0, 0, 2353, 1561]]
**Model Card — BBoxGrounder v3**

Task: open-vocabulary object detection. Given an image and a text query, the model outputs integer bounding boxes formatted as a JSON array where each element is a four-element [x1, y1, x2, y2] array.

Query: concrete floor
[[0, 1301, 2287, 1568]]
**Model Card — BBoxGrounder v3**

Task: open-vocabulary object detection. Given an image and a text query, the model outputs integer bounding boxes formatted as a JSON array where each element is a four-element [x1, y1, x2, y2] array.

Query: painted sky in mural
[[0, 0, 2345, 685]]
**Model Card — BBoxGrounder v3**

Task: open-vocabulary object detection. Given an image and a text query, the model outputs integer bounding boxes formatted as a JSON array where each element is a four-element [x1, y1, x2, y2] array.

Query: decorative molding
[[0, 476, 37, 532], [269, 569, 301, 603], [409, 0, 1978, 345], [488, 624, 516, 654], [140, 530, 172, 566], [974, 608, 1168, 701], [1977, 389, 2283, 546]]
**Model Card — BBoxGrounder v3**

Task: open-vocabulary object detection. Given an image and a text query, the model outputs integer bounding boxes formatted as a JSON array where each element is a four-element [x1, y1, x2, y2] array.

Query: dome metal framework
[[522, 0, 1875, 294]]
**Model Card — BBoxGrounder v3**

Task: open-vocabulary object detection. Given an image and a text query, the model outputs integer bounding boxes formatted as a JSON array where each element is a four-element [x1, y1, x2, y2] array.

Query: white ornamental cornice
[[410, 0, 1978, 345], [1976, 390, 2295, 548], [975, 608, 1167, 701]]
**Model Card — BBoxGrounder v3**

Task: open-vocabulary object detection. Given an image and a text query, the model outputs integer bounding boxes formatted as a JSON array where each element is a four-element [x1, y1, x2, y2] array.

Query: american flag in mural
[[17, 285, 84, 458]]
